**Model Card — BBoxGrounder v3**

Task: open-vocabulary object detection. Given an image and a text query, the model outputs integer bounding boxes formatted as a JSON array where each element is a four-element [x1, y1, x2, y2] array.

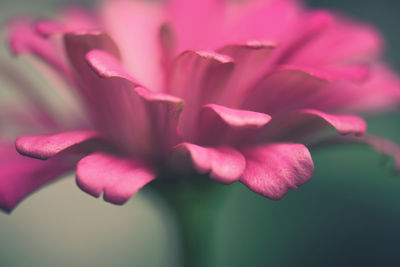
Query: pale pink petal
[[196, 104, 271, 146], [35, 8, 98, 37], [275, 10, 334, 64], [167, 0, 224, 53], [76, 152, 156, 205], [15, 130, 102, 160], [171, 143, 246, 184], [221, 0, 301, 46], [288, 15, 384, 65], [0, 142, 71, 212], [100, 0, 165, 91], [347, 63, 400, 112], [7, 19, 71, 78], [240, 143, 314, 199]]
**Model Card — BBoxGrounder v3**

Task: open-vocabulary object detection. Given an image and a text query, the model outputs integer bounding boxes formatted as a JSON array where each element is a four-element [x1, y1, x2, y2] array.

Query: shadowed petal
[[171, 143, 246, 184], [216, 42, 277, 107], [197, 104, 271, 145], [242, 66, 330, 114], [86, 49, 185, 156], [16, 130, 102, 160], [240, 143, 314, 199], [169, 50, 234, 140], [76, 152, 156, 205], [298, 109, 367, 136], [86, 49, 138, 82], [0, 142, 71, 213], [263, 109, 367, 142]]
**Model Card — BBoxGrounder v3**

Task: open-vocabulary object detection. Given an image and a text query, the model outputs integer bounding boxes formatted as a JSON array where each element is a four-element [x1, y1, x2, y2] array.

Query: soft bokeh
[[1, 0, 400, 266]]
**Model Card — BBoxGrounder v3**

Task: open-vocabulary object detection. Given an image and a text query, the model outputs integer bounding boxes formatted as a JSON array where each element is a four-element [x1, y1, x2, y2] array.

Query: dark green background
[[0, 0, 399, 266]]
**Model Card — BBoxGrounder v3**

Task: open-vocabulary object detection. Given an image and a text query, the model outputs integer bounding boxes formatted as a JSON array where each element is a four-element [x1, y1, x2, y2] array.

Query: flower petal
[[167, 0, 224, 53], [100, 0, 165, 91], [196, 104, 271, 146], [86, 49, 138, 82], [288, 15, 384, 65], [171, 143, 246, 184], [289, 109, 367, 136], [242, 66, 330, 114], [86, 49, 185, 156], [240, 143, 314, 199], [169, 50, 234, 140], [0, 141, 71, 212], [15, 130, 103, 160], [7, 19, 71, 78], [76, 152, 156, 205], [216, 42, 277, 107]]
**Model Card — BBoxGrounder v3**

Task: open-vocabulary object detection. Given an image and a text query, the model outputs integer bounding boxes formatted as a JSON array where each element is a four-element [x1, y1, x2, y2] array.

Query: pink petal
[[86, 49, 184, 157], [0, 141, 71, 212], [216, 42, 277, 107], [263, 109, 367, 143], [167, 0, 224, 53], [134, 87, 184, 154], [100, 0, 165, 91], [196, 104, 271, 146], [242, 66, 330, 115], [292, 109, 367, 136], [86, 49, 138, 82], [16, 130, 102, 160], [76, 152, 156, 205], [7, 19, 71, 78], [220, 0, 301, 46], [348, 63, 400, 112], [169, 50, 234, 141], [171, 143, 246, 184], [240, 143, 314, 199], [288, 14, 384, 65]]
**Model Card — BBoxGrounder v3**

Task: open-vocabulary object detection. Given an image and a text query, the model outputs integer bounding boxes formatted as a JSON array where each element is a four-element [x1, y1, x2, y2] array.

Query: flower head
[[2, 0, 400, 212]]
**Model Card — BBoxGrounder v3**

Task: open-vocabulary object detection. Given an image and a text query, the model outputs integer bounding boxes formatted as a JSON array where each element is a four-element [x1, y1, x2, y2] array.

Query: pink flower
[[2, 0, 400, 212]]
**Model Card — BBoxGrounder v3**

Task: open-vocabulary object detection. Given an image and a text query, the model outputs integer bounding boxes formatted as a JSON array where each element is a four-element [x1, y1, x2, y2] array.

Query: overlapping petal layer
[[2, 0, 400, 212]]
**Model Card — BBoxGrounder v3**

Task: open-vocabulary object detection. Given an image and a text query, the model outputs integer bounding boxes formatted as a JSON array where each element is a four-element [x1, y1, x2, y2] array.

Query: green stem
[[152, 179, 227, 267]]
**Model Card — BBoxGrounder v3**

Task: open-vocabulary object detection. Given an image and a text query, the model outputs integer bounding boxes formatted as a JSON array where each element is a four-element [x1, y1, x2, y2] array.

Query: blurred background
[[0, 0, 400, 266]]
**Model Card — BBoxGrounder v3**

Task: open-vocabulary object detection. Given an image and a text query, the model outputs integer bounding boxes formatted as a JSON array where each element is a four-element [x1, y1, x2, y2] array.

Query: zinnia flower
[[1, 0, 400, 212]]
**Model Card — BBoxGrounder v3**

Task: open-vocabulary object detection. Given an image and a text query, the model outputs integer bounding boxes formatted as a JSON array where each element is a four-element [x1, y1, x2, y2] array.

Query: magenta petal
[[172, 143, 246, 184], [16, 131, 102, 160], [86, 49, 184, 155], [240, 143, 314, 199], [216, 42, 277, 106], [197, 104, 271, 145], [295, 109, 367, 136], [86, 49, 137, 82], [0, 142, 70, 212], [169, 50, 234, 140], [201, 104, 271, 129], [242, 66, 330, 114], [7, 19, 71, 78], [76, 152, 156, 205], [134, 87, 184, 152]]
